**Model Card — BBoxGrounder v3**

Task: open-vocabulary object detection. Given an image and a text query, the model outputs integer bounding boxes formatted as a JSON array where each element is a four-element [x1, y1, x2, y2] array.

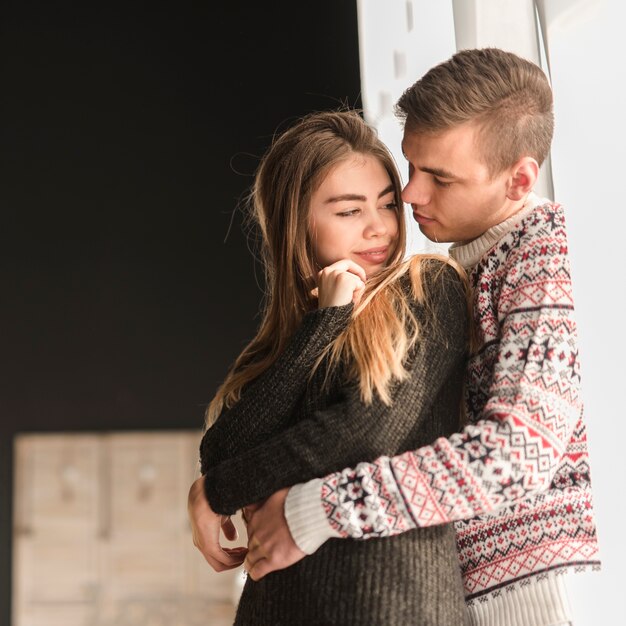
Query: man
[[189, 48, 600, 625]]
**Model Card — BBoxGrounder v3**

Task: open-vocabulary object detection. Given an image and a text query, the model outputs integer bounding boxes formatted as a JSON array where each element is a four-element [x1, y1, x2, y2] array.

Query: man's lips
[[413, 210, 436, 225]]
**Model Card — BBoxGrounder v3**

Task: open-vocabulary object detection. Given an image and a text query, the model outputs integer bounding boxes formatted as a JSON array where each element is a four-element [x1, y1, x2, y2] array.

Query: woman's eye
[[434, 178, 452, 188], [383, 202, 398, 210], [337, 209, 359, 217]]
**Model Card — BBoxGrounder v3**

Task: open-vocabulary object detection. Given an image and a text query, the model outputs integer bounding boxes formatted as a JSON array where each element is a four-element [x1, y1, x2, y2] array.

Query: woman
[[194, 111, 469, 625]]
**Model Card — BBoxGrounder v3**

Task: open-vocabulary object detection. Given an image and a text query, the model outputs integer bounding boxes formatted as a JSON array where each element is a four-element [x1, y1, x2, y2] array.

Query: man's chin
[[418, 223, 442, 243]]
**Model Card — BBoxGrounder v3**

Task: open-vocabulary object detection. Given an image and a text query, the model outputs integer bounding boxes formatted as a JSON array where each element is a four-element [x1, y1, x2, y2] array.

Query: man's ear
[[506, 156, 539, 201]]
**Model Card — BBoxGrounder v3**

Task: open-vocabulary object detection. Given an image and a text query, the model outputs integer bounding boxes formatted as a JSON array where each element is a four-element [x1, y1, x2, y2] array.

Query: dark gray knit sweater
[[200, 261, 469, 625]]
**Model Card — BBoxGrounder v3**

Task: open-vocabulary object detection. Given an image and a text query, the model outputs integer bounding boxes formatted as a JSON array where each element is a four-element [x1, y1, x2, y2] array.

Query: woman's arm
[[200, 303, 353, 466], [203, 264, 469, 515]]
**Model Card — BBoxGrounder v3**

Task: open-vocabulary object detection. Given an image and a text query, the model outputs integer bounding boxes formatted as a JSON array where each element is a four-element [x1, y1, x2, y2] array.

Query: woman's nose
[[364, 211, 389, 237]]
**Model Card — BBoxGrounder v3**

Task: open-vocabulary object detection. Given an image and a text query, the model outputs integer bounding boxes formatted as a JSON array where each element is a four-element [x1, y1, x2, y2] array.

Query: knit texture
[[201, 302, 355, 468], [285, 200, 600, 605], [200, 261, 470, 625], [465, 572, 572, 626]]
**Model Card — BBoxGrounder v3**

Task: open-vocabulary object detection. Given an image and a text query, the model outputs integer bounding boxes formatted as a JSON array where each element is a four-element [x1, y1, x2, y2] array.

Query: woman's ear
[[506, 156, 539, 201]]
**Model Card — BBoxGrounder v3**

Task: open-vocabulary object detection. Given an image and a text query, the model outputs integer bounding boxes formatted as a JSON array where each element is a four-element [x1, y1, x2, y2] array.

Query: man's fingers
[[247, 557, 273, 581], [243, 542, 265, 572]]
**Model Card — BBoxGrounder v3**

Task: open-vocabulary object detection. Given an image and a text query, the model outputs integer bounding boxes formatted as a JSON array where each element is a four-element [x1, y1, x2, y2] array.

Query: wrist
[[284, 479, 340, 554]]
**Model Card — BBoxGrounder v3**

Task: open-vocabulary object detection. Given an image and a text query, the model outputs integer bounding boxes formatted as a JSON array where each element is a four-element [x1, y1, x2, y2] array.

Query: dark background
[[0, 1, 360, 620]]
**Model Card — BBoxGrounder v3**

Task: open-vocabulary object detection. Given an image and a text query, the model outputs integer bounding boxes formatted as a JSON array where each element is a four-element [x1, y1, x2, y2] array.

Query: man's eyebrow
[[420, 166, 457, 179], [400, 147, 457, 180], [324, 184, 395, 204]]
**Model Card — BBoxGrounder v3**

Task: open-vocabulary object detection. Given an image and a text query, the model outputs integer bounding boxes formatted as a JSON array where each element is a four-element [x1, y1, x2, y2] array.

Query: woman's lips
[[354, 247, 389, 264]]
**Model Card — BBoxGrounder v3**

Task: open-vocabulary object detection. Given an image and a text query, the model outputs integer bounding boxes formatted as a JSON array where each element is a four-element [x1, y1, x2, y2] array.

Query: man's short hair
[[395, 48, 554, 175]]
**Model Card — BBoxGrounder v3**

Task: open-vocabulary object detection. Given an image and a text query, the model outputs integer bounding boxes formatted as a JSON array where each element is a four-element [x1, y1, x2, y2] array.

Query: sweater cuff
[[284, 479, 341, 554]]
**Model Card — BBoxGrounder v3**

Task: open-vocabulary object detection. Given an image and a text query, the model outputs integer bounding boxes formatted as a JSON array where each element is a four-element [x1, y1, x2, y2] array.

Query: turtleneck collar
[[448, 192, 547, 270]]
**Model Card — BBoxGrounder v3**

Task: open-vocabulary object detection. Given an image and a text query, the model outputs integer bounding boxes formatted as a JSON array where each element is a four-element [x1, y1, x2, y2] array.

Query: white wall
[[545, 1, 626, 622], [356, 0, 456, 255], [357, 1, 626, 623]]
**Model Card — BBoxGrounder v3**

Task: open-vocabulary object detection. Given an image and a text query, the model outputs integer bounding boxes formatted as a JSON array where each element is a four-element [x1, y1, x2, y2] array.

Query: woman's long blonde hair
[[206, 111, 465, 425]]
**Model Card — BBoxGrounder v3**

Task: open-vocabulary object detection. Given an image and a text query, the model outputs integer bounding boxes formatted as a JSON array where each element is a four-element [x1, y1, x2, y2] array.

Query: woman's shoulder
[[395, 255, 469, 334], [401, 254, 467, 299], [354, 255, 468, 343]]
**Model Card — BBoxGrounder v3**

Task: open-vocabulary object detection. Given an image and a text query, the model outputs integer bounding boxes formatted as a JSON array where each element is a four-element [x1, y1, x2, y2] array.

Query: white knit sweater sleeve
[[284, 479, 340, 553]]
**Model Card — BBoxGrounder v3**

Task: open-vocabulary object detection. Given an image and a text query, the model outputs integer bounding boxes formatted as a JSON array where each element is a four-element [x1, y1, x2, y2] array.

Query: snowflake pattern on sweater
[[319, 201, 600, 598]]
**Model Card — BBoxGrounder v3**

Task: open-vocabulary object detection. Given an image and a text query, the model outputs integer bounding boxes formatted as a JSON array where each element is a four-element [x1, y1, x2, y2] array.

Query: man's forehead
[[401, 124, 491, 179], [402, 124, 481, 159], [403, 123, 474, 146]]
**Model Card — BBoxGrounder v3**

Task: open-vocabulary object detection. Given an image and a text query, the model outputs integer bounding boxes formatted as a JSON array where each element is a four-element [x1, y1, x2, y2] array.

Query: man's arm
[[279, 210, 583, 558]]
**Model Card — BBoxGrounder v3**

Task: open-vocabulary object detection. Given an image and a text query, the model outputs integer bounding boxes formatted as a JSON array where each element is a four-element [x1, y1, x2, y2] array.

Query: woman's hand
[[187, 475, 248, 571], [315, 259, 366, 308]]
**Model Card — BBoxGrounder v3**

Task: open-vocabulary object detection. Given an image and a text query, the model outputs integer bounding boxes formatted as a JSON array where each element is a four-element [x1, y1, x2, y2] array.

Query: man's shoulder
[[501, 199, 569, 259], [495, 200, 572, 285], [518, 199, 567, 240], [474, 200, 571, 282]]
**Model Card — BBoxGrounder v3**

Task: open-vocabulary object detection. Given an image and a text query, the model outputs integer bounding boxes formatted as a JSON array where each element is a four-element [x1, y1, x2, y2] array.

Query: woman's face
[[308, 154, 400, 278]]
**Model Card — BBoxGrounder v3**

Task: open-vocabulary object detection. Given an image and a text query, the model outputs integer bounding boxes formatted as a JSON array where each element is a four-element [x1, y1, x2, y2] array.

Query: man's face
[[401, 122, 514, 244]]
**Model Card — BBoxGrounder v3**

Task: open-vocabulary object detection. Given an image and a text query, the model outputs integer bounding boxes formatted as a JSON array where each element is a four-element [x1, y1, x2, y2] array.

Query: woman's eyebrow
[[324, 184, 394, 204], [378, 184, 395, 198], [324, 193, 366, 203]]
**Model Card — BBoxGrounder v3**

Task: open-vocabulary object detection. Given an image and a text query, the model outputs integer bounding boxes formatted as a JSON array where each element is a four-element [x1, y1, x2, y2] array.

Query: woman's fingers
[[352, 281, 366, 305], [316, 259, 367, 308], [221, 516, 238, 541], [317, 259, 366, 283]]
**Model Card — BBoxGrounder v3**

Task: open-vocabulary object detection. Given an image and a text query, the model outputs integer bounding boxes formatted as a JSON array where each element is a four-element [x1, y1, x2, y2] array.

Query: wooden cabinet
[[13, 432, 245, 626]]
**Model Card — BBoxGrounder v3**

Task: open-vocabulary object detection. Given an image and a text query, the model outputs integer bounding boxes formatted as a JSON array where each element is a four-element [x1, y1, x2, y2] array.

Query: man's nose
[[402, 172, 430, 206]]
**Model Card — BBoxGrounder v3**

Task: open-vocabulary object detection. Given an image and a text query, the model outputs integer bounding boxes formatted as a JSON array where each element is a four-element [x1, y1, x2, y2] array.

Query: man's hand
[[187, 475, 247, 571], [244, 488, 306, 580]]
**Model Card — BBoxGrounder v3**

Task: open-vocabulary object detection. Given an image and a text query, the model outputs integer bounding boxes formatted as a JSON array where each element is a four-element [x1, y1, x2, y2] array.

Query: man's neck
[[449, 193, 542, 269]]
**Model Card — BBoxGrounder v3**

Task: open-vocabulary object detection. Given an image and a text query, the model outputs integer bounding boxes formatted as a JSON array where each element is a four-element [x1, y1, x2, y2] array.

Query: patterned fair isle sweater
[[200, 261, 470, 625], [285, 196, 601, 625]]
